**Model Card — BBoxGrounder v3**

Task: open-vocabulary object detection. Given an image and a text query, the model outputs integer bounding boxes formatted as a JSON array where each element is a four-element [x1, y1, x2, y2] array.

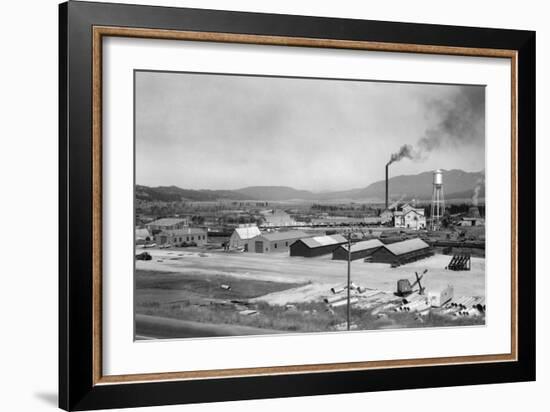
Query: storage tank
[[433, 169, 443, 186], [430, 169, 445, 230]]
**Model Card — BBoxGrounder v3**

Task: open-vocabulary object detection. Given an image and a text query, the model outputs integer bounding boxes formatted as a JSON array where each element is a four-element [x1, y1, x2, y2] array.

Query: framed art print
[[59, 1, 535, 410]]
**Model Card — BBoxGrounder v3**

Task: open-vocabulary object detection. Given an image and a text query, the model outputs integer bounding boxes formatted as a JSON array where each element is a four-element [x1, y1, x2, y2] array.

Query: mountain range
[[136, 169, 485, 203]]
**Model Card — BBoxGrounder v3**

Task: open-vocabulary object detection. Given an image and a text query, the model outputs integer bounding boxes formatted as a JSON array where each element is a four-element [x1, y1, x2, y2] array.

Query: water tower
[[430, 169, 445, 230]]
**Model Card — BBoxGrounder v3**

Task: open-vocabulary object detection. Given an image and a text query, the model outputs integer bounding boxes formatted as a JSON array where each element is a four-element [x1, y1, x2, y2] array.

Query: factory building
[[146, 217, 189, 234], [290, 234, 348, 258], [332, 239, 384, 261], [154, 227, 208, 246], [459, 206, 485, 226], [247, 230, 309, 253], [459, 217, 485, 227], [369, 238, 432, 265], [393, 204, 426, 230], [229, 224, 261, 250]]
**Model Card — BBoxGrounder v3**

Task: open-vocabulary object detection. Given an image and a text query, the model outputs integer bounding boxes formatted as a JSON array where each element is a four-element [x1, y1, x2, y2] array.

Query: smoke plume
[[387, 144, 414, 165], [472, 177, 484, 206], [387, 86, 485, 165]]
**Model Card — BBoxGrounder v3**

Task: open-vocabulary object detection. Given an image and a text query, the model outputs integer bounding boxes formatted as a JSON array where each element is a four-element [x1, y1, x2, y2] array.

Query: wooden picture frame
[[59, 1, 535, 410]]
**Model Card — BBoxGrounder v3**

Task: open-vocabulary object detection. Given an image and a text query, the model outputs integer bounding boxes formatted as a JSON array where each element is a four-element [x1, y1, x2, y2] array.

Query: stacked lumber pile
[[446, 253, 471, 271]]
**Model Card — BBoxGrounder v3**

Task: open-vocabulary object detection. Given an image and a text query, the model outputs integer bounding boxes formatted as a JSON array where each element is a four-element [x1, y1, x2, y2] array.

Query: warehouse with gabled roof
[[229, 224, 261, 250], [369, 238, 432, 266], [290, 234, 348, 257], [247, 230, 309, 253], [332, 239, 384, 261]]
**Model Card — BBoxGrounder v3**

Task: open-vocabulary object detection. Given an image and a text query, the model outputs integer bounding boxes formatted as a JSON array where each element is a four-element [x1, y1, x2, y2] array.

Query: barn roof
[[146, 218, 187, 227], [384, 238, 430, 255], [299, 234, 347, 248], [403, 208, 425, 217], [135, 228, 150, 240], [260, 230, 308, 242], [340, 239, 384, 253], [233, 226, 261, 240]]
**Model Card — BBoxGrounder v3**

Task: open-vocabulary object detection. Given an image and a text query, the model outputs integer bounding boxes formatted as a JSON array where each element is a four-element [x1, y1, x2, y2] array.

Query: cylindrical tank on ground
[[433, 169, 443, 186]]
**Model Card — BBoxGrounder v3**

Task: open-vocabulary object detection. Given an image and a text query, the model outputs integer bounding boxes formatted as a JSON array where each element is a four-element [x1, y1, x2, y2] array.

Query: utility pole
[[347, 231, 352, 331]]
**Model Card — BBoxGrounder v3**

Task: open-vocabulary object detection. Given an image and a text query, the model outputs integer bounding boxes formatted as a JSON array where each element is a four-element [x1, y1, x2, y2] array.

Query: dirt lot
[[136, 247, 485, 297]]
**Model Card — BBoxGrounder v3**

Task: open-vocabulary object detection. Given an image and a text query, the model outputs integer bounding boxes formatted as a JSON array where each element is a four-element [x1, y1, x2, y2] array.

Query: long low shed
[[369, 238, 432, 265], [332, 239, 384, 261], [290, 234, 348, 257]]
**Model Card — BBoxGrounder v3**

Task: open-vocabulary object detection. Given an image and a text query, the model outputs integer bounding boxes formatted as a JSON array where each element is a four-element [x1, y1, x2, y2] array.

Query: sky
[[135, 71, 485, 192]]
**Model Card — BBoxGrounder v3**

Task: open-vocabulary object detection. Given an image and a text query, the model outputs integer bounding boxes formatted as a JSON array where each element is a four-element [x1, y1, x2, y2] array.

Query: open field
[[136, 247, 485, 338]]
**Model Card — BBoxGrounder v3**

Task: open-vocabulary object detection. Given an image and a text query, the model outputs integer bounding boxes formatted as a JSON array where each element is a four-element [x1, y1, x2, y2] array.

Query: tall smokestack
[[385, 162, 389, 210]]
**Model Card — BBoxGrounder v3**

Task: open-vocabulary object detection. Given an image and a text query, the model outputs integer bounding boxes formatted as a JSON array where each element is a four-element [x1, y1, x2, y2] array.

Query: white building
[[393, 204, 426, 230], [229, 224, 261, 250]]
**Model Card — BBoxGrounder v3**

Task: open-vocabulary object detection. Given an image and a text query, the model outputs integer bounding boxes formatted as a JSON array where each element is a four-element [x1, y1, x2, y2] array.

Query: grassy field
[[136, 270, 300, 302], [136, 269, 484, 337]]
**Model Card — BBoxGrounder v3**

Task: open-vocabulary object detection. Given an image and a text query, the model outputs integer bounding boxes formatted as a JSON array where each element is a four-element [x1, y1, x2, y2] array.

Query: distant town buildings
[[154, 227, 207, 246], [310, 216, 383, 226], [260, 209, 297, 227], [145, 217, 189, 233]]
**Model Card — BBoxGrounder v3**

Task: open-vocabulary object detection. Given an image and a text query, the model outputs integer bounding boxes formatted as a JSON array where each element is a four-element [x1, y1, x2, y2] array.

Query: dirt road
[[135, 314, 284, 339], [136, 248, 485, 297]]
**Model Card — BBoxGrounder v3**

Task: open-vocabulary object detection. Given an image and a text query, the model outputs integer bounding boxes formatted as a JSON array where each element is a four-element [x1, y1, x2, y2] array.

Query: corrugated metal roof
[[299, 234, 347, 248], [233, 226, 261, 240], [384, 238, 429, 255], [260, 230, 309, 242], [341, 239, 384, 253], [146, 218, 187, 227]]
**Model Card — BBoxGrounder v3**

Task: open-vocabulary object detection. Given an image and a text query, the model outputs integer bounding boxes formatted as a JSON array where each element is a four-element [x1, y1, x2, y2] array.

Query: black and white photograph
[[134, 71, 487, 339], [0, 0, 541, 410]]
